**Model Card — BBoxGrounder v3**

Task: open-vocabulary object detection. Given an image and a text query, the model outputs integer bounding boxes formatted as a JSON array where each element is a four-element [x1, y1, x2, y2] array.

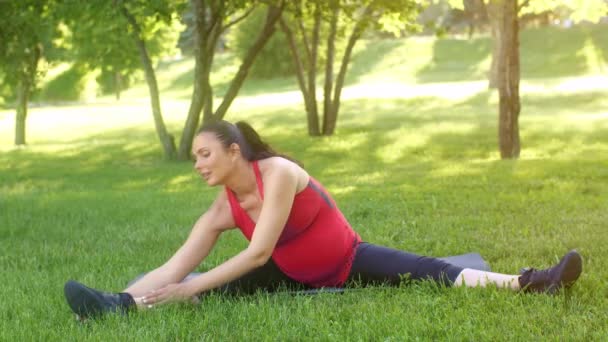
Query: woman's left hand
[[142, 283, 194, 306]]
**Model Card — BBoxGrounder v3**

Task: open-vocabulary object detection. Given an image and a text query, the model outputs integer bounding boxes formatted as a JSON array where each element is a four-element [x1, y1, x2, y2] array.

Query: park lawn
[[1, 25, 607, 340]]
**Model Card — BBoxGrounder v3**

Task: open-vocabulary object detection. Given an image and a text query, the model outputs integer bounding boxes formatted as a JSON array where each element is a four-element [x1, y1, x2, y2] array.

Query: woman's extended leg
[[453, 250, 583, 293], [347, 243, 582, 293], [131, 260, 304, 309], [453, 269, 520, 290], [64, 259, 305, 318]]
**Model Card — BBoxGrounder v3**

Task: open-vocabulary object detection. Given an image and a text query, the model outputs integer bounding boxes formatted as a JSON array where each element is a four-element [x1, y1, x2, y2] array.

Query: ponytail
[[197, 120, 301, 166]]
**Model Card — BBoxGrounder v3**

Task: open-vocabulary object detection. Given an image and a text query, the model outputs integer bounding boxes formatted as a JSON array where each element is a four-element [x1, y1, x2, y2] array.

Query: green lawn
[[1, 25, 607, 340]]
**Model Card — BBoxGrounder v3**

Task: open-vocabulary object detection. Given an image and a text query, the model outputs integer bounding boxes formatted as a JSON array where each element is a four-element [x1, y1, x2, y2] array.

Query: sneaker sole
[[64, 280, 106, 318]]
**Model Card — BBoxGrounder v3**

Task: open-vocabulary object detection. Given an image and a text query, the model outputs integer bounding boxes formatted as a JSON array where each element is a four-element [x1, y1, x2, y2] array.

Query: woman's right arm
[[123, 191, 234, 296]]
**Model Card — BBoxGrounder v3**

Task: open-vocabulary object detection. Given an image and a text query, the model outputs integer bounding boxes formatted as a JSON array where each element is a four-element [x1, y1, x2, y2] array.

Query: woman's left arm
[[145, 163, 298, 304]]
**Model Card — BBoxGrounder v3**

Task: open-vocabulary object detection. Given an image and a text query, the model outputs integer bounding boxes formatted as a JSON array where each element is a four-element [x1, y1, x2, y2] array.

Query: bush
[[96, 68, 134, 98], [0, 70, 14, 108], [39, 65, 97, 102]]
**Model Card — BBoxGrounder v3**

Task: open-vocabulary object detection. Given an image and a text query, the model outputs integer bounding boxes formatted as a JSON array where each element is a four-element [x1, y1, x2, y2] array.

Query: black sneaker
[[64, 280, 135, 318], [518, 250, 583, 294]]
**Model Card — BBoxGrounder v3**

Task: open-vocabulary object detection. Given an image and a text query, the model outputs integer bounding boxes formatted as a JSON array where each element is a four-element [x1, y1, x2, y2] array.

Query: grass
[[1, 24, 608, 340]]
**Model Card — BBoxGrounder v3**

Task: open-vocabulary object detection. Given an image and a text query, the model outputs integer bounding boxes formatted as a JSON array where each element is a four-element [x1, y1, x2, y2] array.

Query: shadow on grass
[[165, 51, 302, 102], [519, 26, 591, 78], [415, 25, 607, 84], [347, 39, 403, 84], [416, 36, 491, 83], [4, 89, 605, 194]]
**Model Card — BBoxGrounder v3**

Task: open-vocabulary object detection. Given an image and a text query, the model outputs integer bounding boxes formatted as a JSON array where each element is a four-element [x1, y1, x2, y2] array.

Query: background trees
[[279, 0, 420, 136], [61, 0, 184, 160], [0, 0, 60, 146], [449, 0, 607, 158], [2, 0, 606, 159], [176, 0, 285, 160]]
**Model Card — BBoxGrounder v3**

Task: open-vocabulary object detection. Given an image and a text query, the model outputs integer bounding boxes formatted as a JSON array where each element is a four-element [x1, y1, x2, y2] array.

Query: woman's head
[[191, 120, 293, 185], [195, 120, 276, 160]]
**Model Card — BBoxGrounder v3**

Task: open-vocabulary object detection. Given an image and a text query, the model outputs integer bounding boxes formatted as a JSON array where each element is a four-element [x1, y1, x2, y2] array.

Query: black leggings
[[215, 242, 464, 295]]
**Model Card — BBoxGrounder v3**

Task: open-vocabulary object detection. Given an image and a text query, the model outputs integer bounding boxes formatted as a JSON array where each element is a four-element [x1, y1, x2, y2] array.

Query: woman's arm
[[145, 160, 300, 303], [123, 191, 234, 297]]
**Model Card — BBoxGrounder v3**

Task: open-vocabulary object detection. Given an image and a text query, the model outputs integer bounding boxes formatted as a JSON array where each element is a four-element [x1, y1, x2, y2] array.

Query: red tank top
[[225, 160, 361, 287]]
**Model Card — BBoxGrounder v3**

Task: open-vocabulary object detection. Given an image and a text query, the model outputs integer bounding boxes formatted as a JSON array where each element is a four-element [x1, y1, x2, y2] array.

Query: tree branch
[[297, 22, 312, 62], [280, 17, 309, 103], [518, 0, 530, 13], [223, 6, 257, 31], [213, 2, 285, 120]]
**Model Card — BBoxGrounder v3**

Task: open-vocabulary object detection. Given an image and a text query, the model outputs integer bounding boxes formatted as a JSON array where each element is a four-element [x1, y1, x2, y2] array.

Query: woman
[[64, 120, 583, 318]]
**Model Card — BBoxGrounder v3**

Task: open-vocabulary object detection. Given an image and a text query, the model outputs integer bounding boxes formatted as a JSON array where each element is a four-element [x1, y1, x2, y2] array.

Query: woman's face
[[192, 132, 239, 186]]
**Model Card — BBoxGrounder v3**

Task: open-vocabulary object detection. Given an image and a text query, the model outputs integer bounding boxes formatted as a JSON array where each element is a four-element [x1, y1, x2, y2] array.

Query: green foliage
[[446, 0, 608, 23], [96, 69, 134, 96], [520, 0, 608, 23], [230, 6, 296, 79], [0, 0, 61, 100], [59, 0, 185, 95], [0, 70, 15, 106], [365, 0, 422, 36]]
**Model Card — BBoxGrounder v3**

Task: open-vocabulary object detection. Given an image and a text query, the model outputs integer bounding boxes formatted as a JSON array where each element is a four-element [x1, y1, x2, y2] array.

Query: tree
[[116, 0, 182, 160], [176, 0, 285, 160], [0, 0, 59, 146], [62, 0, 183, 159], [495, 0, 607, 158], [449, 0, 607, 158], [280, 0, 419, 136], [495, 0, 520, 158], [59, 2, 140, 101], [448, 0, 608, 89]]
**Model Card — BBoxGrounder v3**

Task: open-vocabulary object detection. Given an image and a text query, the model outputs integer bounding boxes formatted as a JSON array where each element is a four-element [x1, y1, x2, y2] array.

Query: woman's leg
[[453, 269, 520, 290], [213, 258, 307, 296], [65, 259, 305, 318], [348, 243, 582, 293], [347, 242, 464, 286], [454, 250, 582, 293], [136, 259, 305, 307]]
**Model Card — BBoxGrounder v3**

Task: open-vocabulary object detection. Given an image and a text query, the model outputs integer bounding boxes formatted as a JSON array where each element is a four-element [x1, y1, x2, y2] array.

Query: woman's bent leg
[[347, 242, 464, 287], [214, 259, 306, 296]]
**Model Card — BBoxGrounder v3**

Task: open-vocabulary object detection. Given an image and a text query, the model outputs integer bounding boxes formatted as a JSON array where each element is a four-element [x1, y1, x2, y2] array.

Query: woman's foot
[[518, 250, 582, 294], [64, 280, 135, 318]]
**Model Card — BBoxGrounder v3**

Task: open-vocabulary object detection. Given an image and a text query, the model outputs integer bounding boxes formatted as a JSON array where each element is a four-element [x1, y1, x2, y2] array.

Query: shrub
[[39, 65, 97, 102]]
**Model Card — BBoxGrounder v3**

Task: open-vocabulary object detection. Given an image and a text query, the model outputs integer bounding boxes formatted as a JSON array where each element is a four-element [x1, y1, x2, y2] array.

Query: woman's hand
[[142, 283, 196, 306]]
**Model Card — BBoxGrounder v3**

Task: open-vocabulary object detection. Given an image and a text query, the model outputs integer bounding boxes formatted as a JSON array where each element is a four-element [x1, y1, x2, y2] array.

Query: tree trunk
[[322, 3, 339, 135], [14, 75, 29, 146], [487, 1, 502, 89], [119, 2, 176, 160], [497, 0, 521, 159], [280, 17, 316, 133], [303, 5, 322, 136], [323, 6, 371, 136], [282, 2, 324, 136], [115, 72, 122, 101], [212, 4, 284, 121], [14, 44, 40, 146], [201, 11, 222, 124], [178, 2, 283, 158], [178, 0, 215, 160]]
